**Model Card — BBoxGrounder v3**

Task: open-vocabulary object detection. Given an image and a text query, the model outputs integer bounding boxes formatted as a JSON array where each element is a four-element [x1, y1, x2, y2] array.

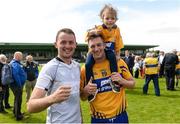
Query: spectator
[[0, 54, 12, 110], [143, 52, 160, 96], [0, 54, 9, 113], [24, 55, 39, 102], [175, 51, 180, 87], [133, 56, 140, 78], [162, 49, 178, 90], [10, 51, 27, 120], [139, 55, 145, 78], [124, 50, 134, 76], [158, 51, 165, 78]]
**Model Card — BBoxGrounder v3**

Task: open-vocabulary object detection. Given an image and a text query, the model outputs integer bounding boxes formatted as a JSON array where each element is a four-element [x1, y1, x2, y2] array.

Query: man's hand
[[84, 77, 97, 95], [111, 72, 123, 86], [50, 85, 71, 104]]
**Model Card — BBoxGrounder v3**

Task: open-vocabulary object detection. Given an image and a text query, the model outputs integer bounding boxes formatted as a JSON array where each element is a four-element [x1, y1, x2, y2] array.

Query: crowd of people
[[0, 52, 39, 120], [0, 3, 179, 123], [123, 49, 179, 96]]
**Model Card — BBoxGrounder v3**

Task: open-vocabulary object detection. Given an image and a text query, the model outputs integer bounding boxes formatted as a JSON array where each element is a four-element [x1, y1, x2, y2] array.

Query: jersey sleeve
[[115, 27, 124, 52], [80, 65, 86, 92], [118, 59, 132, 79], [35, 64, 54, 91], [80, 65, 89, 100]]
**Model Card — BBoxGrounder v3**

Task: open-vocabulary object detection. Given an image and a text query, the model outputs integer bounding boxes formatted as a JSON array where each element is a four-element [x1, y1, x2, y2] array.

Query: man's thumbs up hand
[[85, 77, 97, 95]]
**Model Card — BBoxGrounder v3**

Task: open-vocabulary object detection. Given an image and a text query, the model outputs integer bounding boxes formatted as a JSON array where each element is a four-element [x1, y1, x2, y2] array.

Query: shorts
[[91, 111, 128, 123]]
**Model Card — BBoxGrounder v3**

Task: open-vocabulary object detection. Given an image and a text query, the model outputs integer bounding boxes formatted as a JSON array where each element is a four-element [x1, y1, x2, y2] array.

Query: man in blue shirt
[[10, 51, 26, 120]]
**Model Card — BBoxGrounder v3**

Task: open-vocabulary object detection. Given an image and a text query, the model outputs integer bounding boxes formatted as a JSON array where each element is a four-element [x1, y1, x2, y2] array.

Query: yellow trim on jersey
[[176, 56, 180, 69], [144, 58, 159, 74], [80, 59, 132, 118]]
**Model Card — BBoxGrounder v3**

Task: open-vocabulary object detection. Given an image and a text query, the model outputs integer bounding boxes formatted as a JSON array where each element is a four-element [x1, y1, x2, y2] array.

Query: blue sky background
[[0, 0, 179, 52]]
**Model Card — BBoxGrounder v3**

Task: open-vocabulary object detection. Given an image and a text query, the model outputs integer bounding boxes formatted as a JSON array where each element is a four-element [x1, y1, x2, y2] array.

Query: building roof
[[0, 42, 158, 51], [122, 44, 159, 50]]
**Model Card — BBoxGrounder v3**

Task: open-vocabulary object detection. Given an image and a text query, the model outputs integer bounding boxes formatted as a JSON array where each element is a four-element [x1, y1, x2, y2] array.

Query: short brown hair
[[86, 29, 104, 42], [55, 28, 76, 42], [99, 4, 118, 20]]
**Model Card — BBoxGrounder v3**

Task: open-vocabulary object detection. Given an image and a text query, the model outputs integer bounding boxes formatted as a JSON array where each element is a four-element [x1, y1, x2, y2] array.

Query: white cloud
[[146, 0, 157, 2], [117, 7, 180, 52], [119, 6, 130, 14], [133, 0, 157, 2], [0, 0, 179, 53], [0, 0, 93, 43]]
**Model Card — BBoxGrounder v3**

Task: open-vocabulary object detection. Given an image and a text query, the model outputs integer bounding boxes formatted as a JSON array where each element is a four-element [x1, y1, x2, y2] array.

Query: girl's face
[[102, 10, 116, 28]]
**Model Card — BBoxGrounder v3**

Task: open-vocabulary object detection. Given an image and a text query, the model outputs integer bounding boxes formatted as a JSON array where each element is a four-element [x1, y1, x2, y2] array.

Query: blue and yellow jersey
[[95, 24, 124, 53], [144, 57, 159, 75], [80, 59, 132, 119], [176, 56, 180, 70]]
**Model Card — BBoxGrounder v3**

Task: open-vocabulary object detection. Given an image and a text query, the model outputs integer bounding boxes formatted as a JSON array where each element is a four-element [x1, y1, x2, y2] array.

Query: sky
[[0, 0, 180, 52]]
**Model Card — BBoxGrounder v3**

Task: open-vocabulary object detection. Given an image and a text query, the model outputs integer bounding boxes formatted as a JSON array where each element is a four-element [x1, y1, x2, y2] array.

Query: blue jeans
[[143, 74, 160, 96], [91, 111, 128, 123]]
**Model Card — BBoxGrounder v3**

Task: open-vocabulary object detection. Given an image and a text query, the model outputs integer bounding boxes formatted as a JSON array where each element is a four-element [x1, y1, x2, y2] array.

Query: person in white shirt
[[27, 28, 82, 123], [133, 56, 140, 78]]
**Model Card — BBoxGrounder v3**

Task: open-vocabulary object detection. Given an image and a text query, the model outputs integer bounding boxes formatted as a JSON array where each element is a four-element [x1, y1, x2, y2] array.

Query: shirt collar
[[102, 24, 117, 29], [55, 57, 65, 63]]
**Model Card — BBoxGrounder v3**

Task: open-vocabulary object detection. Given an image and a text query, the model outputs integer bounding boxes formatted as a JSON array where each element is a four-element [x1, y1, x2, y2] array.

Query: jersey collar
[[102, 24, 117, 29]]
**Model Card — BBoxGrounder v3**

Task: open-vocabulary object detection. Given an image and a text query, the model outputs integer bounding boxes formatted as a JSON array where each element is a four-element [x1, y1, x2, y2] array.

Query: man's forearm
[[27, 95, 54, 113], [120, 78, 135, 89]]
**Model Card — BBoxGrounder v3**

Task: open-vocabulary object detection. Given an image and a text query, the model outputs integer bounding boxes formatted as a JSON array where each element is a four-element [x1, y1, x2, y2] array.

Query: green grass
[[0, 78, 180, 123], [0, 88, 47, 123], [127, 78, 180, 123]]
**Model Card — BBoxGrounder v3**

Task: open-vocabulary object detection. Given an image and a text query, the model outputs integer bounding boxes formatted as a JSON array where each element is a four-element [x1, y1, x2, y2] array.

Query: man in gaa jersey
[[80, 32, 135, 123]]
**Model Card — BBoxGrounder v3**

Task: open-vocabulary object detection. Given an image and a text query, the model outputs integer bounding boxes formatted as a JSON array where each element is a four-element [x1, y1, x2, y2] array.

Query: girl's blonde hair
[[99, 4, 118, 20]]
